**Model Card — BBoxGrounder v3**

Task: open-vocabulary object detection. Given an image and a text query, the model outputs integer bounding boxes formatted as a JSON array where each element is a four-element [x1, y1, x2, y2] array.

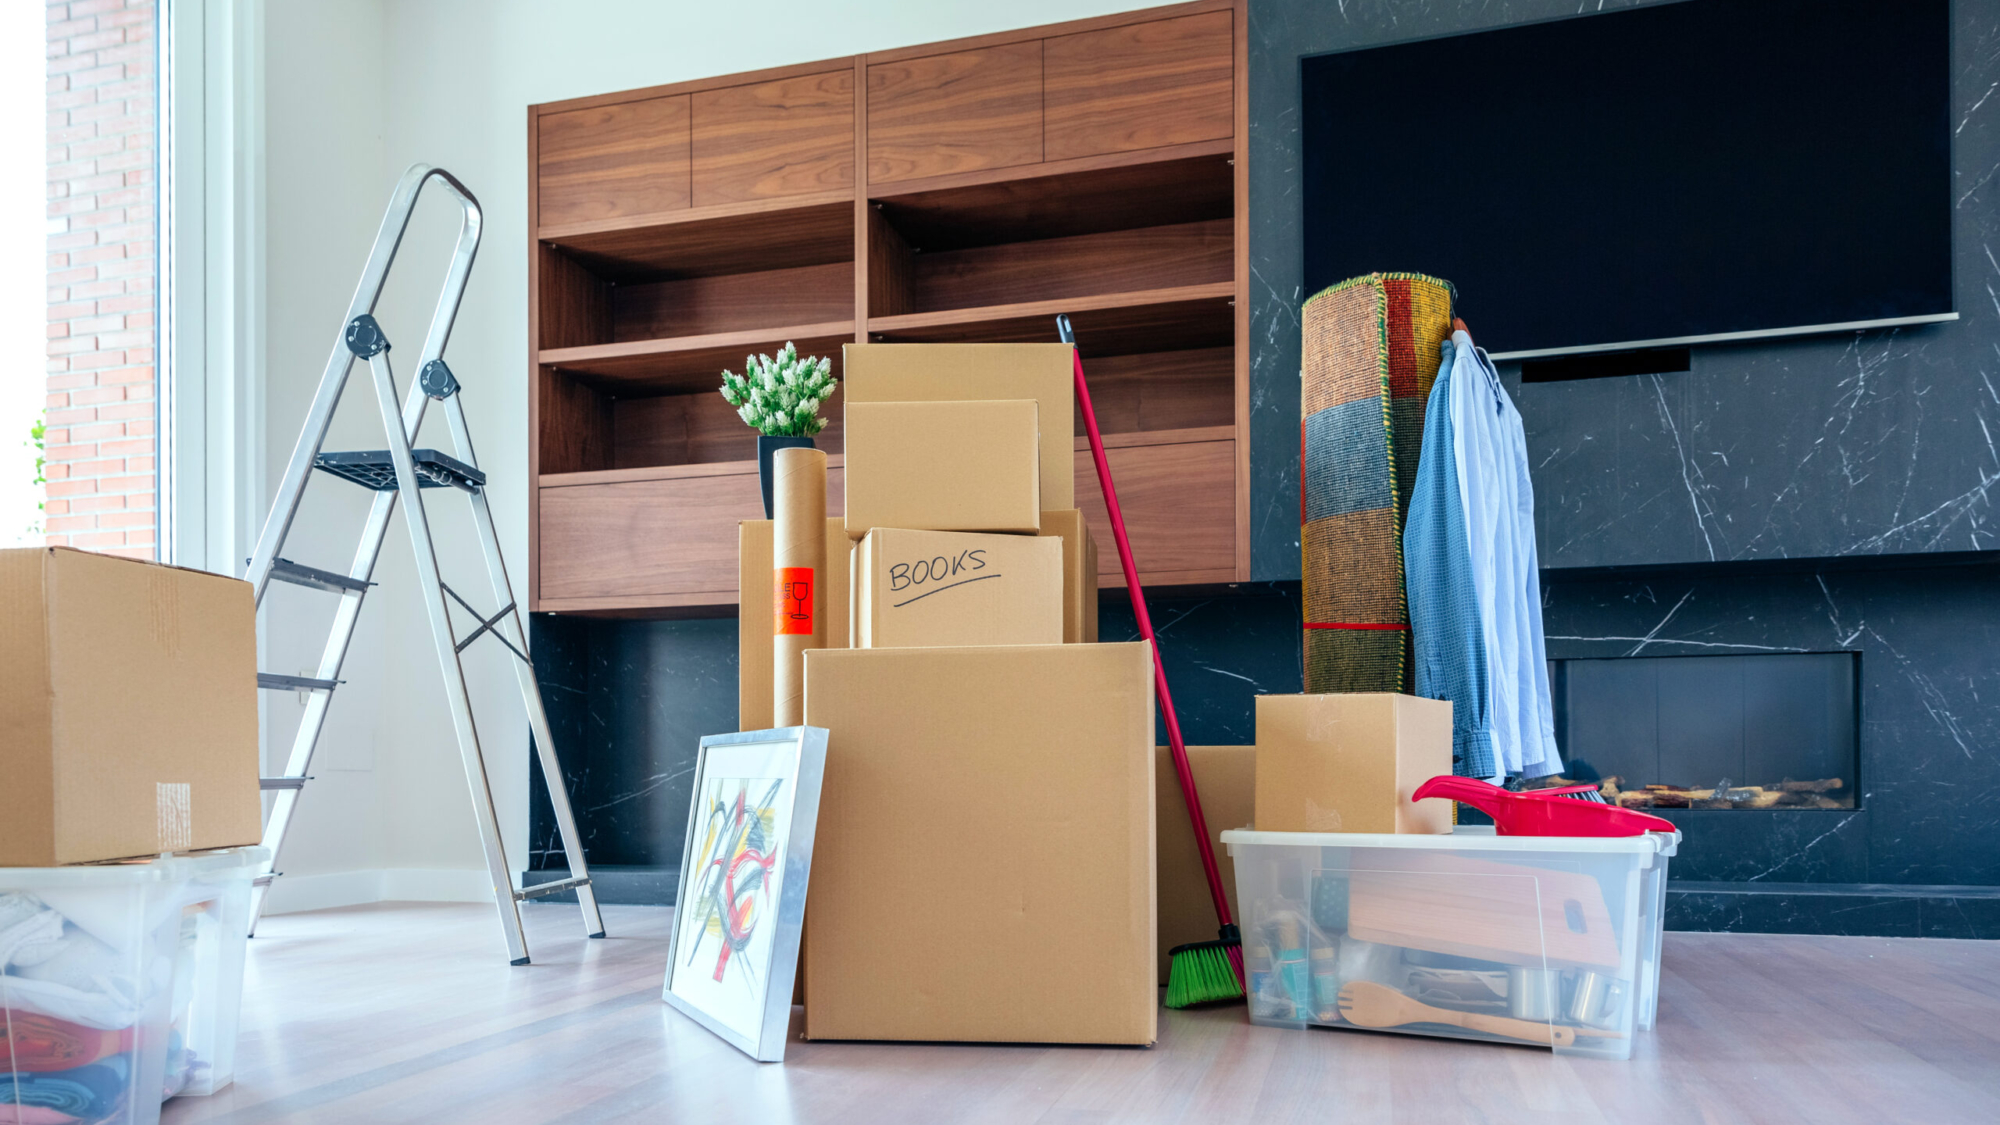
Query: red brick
[[98, 402, 150, 422], [47, 53, 98, 77], [68, 280, 124, 300], [100, 439, 151, 458], [72, 493, 125, 513], [67, 313, 121, 334], [69, 458, 124, 477], [126, 457, 153, 473], [47, 336, 95, 356], [94, 294, 148, 314], [70, 244, 125, 266], [123, 348, 153, 366], [44, 499, 69, 516], [68, 1, 125, 22], [46, 478, 96, 499], [101, 511, 159, 530], [43, 463, 70, 480], [94, 150, 151, 173], [48, 18, 96, 40], [75, 533, 136, 551], [45, 515, 95, 533], [97, 365, 151, 385], [68, 28, 125, 52], [124, 419, 154, 438], [102, 473, 153, 492], [46, 407, 96, 428], [70, 350, 128, 371], [96, 330, 151, 349], [48, 230, 96, 252], [48, 88, 97, 111], [70, 420, 126, 442], [104, 9, 153, 29]]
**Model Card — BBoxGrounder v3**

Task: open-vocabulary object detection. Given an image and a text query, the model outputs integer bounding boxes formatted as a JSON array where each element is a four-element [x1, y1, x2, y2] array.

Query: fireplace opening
[[1549, 651, 1859, 810]]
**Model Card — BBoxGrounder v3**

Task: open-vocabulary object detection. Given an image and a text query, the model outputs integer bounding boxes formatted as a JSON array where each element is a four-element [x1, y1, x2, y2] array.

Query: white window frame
[[161, 0, 265, 575]]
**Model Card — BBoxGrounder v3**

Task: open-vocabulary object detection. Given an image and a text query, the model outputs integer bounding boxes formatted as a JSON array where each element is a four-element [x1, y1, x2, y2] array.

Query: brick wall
[[44, 0, 157, 559]]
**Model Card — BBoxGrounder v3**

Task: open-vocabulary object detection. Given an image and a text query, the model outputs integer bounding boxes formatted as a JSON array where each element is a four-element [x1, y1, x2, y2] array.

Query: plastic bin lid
[[0, 846, 270, 887], [1219, 826, 1680, 860]]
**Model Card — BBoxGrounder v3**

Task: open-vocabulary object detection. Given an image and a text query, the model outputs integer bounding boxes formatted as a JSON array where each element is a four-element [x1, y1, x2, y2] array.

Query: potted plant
[[719, 342, 837, 519]]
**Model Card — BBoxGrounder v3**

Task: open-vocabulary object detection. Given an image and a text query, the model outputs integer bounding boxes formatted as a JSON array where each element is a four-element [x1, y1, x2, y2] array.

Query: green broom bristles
[[1165, 937, 1244, 1008]]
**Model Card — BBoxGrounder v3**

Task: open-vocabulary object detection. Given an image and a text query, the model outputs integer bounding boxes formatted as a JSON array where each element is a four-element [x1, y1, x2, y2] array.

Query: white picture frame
[[661, 726, 828, 1062]]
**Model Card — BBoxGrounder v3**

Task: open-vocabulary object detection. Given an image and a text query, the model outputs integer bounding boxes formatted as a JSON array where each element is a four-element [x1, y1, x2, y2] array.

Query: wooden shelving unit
[[528, 0, 1249, 613]]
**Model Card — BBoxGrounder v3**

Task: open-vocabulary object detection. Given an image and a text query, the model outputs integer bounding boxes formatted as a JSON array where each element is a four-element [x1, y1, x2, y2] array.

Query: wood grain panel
[[866, 206, 916, 318], [1073, 347, 1233, 436], [543, 323, 853, 394], [867, 42, 1042, 184], [543, 197, 854, 281], [613, 385, 845, 469], [537, 96, 690, 226], [538, 369, 613, 475], [612, 261, 852, 340], [912, 219, 1231, 312], [867, 283, 1233, 356], [539, 463, 843, 602], [537, 247, 611, 349], [1076, 434, 1235, 581], [1044, 12, 1233, 161], [692, 70, 854, 207]]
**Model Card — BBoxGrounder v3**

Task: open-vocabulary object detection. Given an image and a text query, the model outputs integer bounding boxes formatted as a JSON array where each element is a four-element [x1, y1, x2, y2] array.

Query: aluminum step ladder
[[242, 164, 603, 963]]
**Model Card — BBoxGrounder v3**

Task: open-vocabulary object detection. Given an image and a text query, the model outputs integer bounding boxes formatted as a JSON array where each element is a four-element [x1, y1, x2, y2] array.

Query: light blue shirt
[[1405, 332, 1560, 780]]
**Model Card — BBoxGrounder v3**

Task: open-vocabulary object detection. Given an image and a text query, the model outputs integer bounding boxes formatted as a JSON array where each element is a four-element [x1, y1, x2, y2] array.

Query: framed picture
[[662, 726, 828, 1062]]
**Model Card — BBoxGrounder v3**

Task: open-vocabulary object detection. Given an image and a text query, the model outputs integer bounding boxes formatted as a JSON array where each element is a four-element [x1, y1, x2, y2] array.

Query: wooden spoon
[[1337, 981, 1577, 1047]]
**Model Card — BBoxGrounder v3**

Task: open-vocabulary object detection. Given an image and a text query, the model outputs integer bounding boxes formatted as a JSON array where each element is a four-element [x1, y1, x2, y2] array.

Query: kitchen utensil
[[1345, 850, 1622, 969], [1336, 981, 1576, 1047], [1507, 966, 1560, 1021], [1566, 970, 1629, 1028], [1413, 775, 1677, 837]]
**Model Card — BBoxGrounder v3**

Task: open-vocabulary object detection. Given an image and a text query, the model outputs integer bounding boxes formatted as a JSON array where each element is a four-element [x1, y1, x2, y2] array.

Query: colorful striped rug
[[1300, 272, 1453, 693]]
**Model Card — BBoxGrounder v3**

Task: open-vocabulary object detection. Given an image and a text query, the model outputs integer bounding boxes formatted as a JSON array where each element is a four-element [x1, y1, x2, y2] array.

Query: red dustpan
[[1414, 775, 1677, 837]]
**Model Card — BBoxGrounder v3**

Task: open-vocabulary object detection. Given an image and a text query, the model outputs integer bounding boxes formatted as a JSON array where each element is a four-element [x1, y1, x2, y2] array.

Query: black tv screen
[[1301, 0, 1954, 358]]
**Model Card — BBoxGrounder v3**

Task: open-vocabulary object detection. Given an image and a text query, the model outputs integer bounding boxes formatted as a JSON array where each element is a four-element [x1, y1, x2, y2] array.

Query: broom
[[1057, 314, 1244, 1007]]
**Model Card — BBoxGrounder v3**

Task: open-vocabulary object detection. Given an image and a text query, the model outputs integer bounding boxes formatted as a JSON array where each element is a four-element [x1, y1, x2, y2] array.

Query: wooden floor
[[160, 902, 2000, 1125]]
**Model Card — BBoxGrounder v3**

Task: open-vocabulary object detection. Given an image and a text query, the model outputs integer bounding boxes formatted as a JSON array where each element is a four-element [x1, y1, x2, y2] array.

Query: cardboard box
[[802, 643, 1156, 1045], [843, 342, 1074, 510], [843, 400, 1041, 538], [738, 518, 851, 731], [854, 528, 1062, 649], [1155, 745, 1255, 985], [1254, 693, 1453, 835], [0, 548, 263, 866], [1037, 508, 1099, 644]]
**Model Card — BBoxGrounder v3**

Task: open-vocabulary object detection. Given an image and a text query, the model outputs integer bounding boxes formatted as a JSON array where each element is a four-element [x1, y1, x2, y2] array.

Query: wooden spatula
[[1337, 981, 1577, 1047]]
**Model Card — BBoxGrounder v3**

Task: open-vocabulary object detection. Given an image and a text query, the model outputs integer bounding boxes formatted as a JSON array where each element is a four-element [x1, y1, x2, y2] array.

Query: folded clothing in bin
[[4, 848, 263, 1124]]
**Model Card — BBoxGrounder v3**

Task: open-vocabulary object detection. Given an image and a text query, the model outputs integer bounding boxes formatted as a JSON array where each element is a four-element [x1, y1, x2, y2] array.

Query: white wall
[[256, 0, 1141, 911]]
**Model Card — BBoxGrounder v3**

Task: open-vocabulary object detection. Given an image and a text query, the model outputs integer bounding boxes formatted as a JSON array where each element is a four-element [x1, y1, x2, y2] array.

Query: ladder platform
[[271, 557, 372, 594], [314, 448, 486, 492], [258, 672, 338, 693], [260, 776, 311, 790], [515, 875, 592, 901]]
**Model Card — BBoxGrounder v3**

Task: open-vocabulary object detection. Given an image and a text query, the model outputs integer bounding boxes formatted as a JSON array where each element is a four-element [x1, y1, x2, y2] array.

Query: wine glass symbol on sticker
[[780, 580, 810, 623]]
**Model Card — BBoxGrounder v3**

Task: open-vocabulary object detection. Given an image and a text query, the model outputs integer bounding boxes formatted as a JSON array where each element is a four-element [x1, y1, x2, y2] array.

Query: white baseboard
[[261, 867, 499, 915]]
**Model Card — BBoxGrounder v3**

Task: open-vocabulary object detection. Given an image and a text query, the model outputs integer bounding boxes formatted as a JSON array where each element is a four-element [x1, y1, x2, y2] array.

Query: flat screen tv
[[1301, 0, 1954, 360]]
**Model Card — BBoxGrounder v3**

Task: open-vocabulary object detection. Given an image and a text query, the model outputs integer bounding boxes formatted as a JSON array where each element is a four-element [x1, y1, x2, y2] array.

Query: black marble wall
[[1248, 0, 2000, 578]]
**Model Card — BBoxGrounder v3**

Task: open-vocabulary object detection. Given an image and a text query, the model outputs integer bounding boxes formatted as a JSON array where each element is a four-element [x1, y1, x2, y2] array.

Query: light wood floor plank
[[156, 903, 2000, 1125]]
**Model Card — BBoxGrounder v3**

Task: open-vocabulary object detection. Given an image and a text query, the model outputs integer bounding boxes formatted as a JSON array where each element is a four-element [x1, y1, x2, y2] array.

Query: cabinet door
[[537, 95, 691, 227], [692, 70, 855, 207], [1044, 11, 1233, 162], [539, 465, 845, 608], [1077, 436, 1236, 586], [867, 41, 1042, 184]]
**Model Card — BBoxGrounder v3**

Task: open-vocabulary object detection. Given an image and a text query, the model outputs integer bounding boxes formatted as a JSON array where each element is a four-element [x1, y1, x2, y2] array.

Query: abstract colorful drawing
[[681, 777, 784, 991]]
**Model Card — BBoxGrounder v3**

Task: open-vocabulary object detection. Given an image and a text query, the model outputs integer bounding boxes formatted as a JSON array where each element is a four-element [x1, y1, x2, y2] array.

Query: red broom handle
[[1070, 345, 1235, 932]]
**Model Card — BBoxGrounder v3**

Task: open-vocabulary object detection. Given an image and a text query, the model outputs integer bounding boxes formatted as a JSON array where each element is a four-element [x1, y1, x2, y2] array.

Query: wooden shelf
[[871, 141, 1233, 252], [867, 283, 1233, 355], [542, 454, 844, 490], [540, 320, 855, 392], [539, 193, 854, 281]]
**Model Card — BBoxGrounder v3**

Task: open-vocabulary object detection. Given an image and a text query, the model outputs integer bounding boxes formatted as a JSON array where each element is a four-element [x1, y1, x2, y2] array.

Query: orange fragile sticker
[[775, 567, 814, 635]]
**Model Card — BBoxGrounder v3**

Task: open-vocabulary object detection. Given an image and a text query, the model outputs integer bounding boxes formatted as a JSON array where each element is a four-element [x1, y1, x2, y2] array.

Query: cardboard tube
[[772, 446, 828, 726]]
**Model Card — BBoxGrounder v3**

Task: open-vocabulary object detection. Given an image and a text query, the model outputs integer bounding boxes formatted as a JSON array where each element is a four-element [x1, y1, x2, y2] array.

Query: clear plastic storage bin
[[1220, 826, 1677, 1060], [3, 847, 263, 1123]]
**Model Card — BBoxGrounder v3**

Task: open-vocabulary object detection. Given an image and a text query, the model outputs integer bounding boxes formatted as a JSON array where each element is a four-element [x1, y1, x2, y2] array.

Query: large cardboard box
[[0, 548, 263, 866], [844, 400, 1041, 538], [1254, 693, 1453, 835], [1037, 508, 1099, 644], [1155, 745, 1255, 985], [802, 643, 1156, 1045], [843, 343, 1074, 510], [854, 528, 1061, 649], [738, 518, 851, 731]]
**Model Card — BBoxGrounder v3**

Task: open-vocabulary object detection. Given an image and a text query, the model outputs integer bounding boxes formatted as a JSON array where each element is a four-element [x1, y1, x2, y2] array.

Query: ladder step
[[260, 776, 311, 790], [515, 875, 592, 901], [257, 672, 338, 693], [270, 557, 371, 594], [314, 449, 487, 492], [252, 873, 278, 887]]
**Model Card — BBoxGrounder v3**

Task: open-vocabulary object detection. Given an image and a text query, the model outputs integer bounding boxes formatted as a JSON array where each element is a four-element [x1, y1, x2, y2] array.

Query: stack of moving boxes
[[739, 344, 1158, 1045]]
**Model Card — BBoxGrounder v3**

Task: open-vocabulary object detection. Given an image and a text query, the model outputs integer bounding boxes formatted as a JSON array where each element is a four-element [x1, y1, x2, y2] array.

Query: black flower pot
[[757, 435, 816, 519]]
